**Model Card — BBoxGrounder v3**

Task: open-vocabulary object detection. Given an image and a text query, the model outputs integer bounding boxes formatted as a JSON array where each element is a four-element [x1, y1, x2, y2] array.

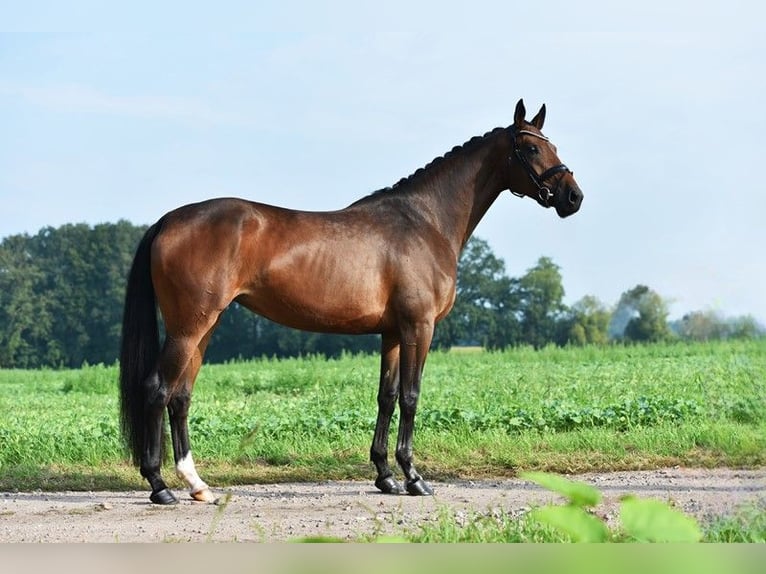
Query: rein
[[509, 128, 572, 207]]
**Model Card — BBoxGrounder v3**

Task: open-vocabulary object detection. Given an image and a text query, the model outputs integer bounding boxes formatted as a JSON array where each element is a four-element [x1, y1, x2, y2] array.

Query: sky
[[2, 1, 765, 324]]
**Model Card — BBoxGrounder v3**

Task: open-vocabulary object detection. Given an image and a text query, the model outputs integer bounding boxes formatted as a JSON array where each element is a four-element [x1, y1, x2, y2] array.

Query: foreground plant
[[521, 471, 702, 542], [403, 472, 706, 543]]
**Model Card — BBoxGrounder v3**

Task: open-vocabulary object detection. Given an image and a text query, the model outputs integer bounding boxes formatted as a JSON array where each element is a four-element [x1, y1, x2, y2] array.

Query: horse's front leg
[[394, 321, 434, 496], [370, 334, 402, 494]]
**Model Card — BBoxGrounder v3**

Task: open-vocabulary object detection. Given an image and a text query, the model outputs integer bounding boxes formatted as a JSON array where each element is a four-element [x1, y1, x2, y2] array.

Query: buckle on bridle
[[538, 186, 553, 206]]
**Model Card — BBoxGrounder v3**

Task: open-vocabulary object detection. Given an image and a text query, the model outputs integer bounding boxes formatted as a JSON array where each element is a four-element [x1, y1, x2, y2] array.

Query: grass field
[[0, 339, 763, 495]]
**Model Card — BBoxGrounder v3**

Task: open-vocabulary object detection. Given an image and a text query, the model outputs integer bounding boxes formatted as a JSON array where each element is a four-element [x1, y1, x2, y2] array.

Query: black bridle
[[509, 128, 572, 207]]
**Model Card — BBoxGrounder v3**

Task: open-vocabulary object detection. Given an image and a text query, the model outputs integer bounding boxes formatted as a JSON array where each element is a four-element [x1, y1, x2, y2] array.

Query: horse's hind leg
[[168, 380, 213, 502], [370, 333, 402, 494], [168, 326, 219, 503], [140, 369, 178, 505], [141, 334, 204, 504]]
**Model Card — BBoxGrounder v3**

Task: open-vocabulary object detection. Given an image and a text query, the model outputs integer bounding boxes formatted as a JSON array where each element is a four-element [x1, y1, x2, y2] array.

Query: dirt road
[[1, 468, 763, 542]]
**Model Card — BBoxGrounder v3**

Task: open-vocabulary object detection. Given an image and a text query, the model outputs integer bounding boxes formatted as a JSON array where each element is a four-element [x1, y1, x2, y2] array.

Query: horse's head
[[507, 99, 583, 218]]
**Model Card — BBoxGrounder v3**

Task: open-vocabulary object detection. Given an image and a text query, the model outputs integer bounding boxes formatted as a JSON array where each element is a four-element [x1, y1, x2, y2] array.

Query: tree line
[[0, 222, 762, 368]]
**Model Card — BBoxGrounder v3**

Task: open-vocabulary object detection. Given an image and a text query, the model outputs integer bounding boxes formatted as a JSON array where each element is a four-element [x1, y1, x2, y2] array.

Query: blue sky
[[2, 1, 765, 323]]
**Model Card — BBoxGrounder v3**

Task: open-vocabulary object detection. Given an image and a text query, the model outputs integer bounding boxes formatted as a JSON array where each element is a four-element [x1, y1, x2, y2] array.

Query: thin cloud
[[0, 82, 255, 127]]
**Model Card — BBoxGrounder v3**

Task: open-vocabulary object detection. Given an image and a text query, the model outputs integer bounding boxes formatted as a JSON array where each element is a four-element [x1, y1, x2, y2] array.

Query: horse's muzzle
[[554, 183, 583, 218]]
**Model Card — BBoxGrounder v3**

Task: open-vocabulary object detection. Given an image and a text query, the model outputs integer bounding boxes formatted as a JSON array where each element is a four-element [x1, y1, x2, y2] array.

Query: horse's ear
[[514, 99, 526, 127], [531, 104, 546, 130]]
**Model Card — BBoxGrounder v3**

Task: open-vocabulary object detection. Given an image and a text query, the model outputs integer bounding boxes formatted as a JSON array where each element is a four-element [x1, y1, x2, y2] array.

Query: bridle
[[509, 127, 572, 207]]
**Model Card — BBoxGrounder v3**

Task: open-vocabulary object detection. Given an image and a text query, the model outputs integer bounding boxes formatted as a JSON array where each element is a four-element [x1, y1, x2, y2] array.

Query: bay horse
[[119, 99, 584, 504]]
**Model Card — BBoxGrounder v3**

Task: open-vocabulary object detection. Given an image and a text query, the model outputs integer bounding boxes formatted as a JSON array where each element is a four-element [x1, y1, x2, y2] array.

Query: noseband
[[509, 128, 572, 207]]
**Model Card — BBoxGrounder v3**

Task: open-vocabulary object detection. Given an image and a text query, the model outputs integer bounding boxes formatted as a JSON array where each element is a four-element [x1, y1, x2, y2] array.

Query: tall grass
[[0, 339, 763, 489]]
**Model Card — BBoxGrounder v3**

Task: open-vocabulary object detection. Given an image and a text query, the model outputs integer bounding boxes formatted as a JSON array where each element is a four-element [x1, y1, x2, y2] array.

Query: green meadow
[[0, 339, 763, 493]]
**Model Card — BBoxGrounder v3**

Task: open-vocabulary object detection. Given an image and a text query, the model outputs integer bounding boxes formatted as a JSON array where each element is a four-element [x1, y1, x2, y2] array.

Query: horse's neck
[[412, 137, 509, 256]]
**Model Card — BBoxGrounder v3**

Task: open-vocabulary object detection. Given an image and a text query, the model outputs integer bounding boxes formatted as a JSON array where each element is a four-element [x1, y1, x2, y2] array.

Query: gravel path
[[1, 468, 763, 542]]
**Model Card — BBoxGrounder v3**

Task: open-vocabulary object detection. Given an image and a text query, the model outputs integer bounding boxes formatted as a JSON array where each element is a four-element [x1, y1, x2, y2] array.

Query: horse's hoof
[[150, 488, 179, 505], [405, 478, 434, 496], [375, 475, 403, 495], [190, 488, 217, 503]]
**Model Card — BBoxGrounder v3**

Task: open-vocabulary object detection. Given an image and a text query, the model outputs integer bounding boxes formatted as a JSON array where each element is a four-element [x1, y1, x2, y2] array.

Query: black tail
[[119, 220, 164, 466]]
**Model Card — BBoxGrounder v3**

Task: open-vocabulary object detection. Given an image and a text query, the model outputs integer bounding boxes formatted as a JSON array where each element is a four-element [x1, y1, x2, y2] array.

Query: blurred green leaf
[[619, 496, 702, 542], [530, 505, 609, 542], [521, 471, 602, 507]]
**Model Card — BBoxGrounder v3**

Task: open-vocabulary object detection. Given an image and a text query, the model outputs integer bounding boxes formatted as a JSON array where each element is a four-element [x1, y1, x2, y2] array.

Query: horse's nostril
[[568, 188, 582, 205]]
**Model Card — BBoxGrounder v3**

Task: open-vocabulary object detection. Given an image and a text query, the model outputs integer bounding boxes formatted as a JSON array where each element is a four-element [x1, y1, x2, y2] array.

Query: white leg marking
[[175, 452, 209, 495]]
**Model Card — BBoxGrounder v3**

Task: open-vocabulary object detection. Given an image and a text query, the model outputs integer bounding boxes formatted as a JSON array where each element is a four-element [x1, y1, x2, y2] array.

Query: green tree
[[610, 285, 671, 343], [28, 222, 147, 367], [0, 235, 57, 367], [673, 311, 764, 341], [727, 315, 763, 340], [31, 225, 91, 365], [432, 237, 516, 349], [563, 295, 611, 346], [514, 256, 566, 348], [208, 303, 380, 361], [250, 319, 378, 358], [206, 303, 262, 362], [0, 221, 147, 367], [674, 310, 727, 341]]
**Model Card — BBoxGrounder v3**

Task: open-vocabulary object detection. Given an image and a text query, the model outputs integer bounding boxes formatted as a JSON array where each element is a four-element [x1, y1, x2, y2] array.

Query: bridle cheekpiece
[[509, 127, 572, 207]]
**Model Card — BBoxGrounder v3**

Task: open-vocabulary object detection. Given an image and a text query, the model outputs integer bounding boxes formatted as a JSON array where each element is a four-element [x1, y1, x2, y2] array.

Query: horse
[[119, 99, 584, 504]]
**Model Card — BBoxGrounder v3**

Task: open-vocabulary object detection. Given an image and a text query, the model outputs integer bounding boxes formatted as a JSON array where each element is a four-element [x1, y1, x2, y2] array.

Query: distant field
[[0, 339, 763, 491]]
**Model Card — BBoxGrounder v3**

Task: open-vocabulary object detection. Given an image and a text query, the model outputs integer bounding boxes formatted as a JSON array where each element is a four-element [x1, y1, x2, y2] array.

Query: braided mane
[[349, 127, 508, 206]]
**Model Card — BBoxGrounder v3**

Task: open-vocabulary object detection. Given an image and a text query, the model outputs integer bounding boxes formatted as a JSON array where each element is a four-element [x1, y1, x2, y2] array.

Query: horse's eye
[[526, 145, 539, 156]]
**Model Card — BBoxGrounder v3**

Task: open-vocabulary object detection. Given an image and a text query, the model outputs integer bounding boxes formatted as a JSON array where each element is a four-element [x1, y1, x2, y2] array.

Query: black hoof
[[405, 478, 434, 496], [150, 488, 179, 505], [375, 475, 403, 495]]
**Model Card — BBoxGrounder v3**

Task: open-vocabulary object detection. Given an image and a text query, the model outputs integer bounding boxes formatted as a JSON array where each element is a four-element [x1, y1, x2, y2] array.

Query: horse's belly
[[235, 285, 388, 334], [236, 227, 396, 333]]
